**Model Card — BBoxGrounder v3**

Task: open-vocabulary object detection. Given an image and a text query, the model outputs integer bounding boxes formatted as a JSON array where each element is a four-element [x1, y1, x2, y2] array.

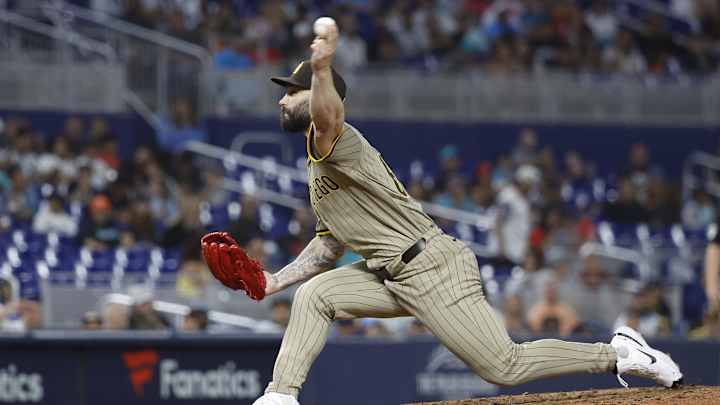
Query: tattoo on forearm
[[270, 236, 344, 292]]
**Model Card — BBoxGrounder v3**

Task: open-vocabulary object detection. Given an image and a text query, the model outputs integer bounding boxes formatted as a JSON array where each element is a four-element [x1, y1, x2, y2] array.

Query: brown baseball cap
[[271, 60, 347, 100]]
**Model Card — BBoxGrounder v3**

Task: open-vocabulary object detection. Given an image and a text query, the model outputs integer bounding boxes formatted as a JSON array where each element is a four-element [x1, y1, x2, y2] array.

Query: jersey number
[[379, 155, 408, 196]]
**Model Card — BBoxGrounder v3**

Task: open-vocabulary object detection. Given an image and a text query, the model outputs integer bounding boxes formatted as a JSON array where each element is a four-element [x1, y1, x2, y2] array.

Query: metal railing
[[208, 67, 720, 125], [40, 1, 211, 119], [104, 293, 281, 333], [2, 2, 719, 125], [186, 140, 500, 258], [0, 9, 126, 112]]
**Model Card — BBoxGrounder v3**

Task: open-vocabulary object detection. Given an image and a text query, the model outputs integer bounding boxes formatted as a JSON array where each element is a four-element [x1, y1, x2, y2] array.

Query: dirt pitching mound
[[404, 385, 719, 405]]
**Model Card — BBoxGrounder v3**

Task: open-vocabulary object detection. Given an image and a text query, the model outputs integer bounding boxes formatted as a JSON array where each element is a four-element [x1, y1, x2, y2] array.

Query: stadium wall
[[206, 117, 719, 180], [0, 335, 717, 405], [2, 109, 717, 179]]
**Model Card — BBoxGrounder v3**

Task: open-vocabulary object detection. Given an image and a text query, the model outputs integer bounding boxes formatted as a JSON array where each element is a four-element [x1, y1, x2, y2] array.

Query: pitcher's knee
[[468, 343, 523, 387], [293, 280, 334, 317]]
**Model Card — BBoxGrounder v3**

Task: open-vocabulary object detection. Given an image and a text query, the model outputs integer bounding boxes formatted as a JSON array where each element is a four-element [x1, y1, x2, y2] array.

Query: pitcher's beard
[[280, 102, 311, 133]]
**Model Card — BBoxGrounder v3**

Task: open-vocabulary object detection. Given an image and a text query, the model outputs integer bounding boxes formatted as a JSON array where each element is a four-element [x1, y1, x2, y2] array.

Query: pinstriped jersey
[[307, 122, 434, 269]]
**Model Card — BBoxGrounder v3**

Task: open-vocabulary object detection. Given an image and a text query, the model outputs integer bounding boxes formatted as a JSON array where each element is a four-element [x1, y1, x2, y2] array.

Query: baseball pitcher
[[200, 17, 683, 405]]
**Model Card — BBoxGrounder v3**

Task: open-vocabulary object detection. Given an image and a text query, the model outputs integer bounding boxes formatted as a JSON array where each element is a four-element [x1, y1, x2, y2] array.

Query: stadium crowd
[[52, 0, 720, 75], [0, 113, 718, 341]]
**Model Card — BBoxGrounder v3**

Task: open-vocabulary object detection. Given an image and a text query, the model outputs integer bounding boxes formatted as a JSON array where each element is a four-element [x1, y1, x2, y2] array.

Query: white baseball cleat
[[252, 392, 300, 405], [610, 326, 683, 388]]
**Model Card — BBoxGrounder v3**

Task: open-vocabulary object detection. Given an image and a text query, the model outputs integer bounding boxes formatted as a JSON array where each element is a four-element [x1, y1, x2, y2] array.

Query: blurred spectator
[[156, 98, 207, 154], [245, 237, 270, 269], [123, 0, 159, 29], [332, 319, 364, 338], [0, 278, 13, 329], [201, 164, 231, 205], [89, 0, 718, 75], [386, 3, 429, 60], [0, 278, 11, 305], [511, 128, 539, 167], [406, 318, 431, 337], [536, 207, 583, 261], [32, 194, 77, 237], [78, 194, 121, 250], [61, 116, 87, 156], [645, 176, 680, 227], [690, 309, 720, 340], [125, 200, 158, 246], [505, 248, 554, 307], [682, 189, 716, 231], [503, 295, 530, 336], [81, 311, 103, 330], [624, 143, 663, 201], [89, 116, 111, 142], [228, 196, 264, 246], [639, 14, 681, 75], [92, 134, 121, 171], [335, 13, 368, 71], [211, 36, 254, 71], [604, 30, 647, 74], [161, 181, 203, 248], [535, 146, 557, 184], [176, 254, 210, 300], [182, 308, 209, 331], [527, 281, 580, 337], [561, 150, 593, 212], [434, 144, 462, 193], [432, 175, 478, 212], [470, 182, 495, 213], [276, 207, 316, 263], [363, 319, 392, 338], [9, 299, 43, 331], [128, 286, 169, 330], [3, 164, 40, 222], [69, 165, 96, 207], [491, 153, 513, 190], [102, 301, 129, 330], [602, 178, 649, 224], [36, 136, 78, 182], [486, 9, 519, 42], [613, 284, 671, 338], [561, 255, 626, 334], [486, 164, 538, 265], [585, 0, 618, 47], [270, 298, 292, 330]]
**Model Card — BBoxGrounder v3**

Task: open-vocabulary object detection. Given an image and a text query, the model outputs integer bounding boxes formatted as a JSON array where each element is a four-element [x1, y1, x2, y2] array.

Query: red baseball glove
[[200, 232, 267, 301]]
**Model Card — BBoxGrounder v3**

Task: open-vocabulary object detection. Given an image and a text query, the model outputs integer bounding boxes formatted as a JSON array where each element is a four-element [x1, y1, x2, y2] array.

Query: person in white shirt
[[335, 13, 368, 71], [585, 0, 619, 46], [32, 194, 77, 237], [487, 164, 539, 265]]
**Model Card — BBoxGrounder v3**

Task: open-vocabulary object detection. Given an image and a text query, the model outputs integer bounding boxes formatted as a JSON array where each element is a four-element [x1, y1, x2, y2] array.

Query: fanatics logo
[[123, 350, 159, 398]]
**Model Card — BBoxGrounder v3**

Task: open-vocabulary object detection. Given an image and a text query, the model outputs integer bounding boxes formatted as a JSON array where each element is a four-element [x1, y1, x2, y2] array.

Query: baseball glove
[[200, 232, 267, 301]]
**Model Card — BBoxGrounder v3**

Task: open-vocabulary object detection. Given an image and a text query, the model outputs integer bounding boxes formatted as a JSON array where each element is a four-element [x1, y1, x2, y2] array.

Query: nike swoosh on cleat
[[616, 332, 645, 347], [638, 349, 657, 364]]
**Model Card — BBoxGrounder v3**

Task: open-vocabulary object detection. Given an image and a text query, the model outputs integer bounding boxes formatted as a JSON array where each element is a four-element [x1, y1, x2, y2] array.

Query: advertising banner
[[0, 336, 717, 405]]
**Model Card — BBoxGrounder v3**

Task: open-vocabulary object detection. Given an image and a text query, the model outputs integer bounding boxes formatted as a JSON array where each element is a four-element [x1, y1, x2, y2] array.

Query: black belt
[[376, 238, 426, 281]]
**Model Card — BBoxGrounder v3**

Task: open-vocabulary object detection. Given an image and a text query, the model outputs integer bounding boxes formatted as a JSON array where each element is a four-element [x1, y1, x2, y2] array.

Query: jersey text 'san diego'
[[306, 122, 433, 269]]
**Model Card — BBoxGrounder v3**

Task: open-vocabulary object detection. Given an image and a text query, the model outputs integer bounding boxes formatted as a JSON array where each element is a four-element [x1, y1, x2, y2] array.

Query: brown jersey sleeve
[[306, 123, 363, 167]]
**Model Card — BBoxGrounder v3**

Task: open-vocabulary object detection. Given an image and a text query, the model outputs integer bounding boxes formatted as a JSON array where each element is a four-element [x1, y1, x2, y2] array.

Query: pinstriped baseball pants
[[266, 229, 617, 397]]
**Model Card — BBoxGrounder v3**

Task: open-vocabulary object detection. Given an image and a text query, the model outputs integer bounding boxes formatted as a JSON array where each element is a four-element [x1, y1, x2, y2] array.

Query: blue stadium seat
[[597, 221, 642, 248], [124, 247, 152, 274], [159, 249, 182, 275]]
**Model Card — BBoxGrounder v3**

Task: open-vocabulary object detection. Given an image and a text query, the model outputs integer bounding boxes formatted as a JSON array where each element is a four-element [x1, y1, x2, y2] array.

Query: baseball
[[313, 16, 337, 37]]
